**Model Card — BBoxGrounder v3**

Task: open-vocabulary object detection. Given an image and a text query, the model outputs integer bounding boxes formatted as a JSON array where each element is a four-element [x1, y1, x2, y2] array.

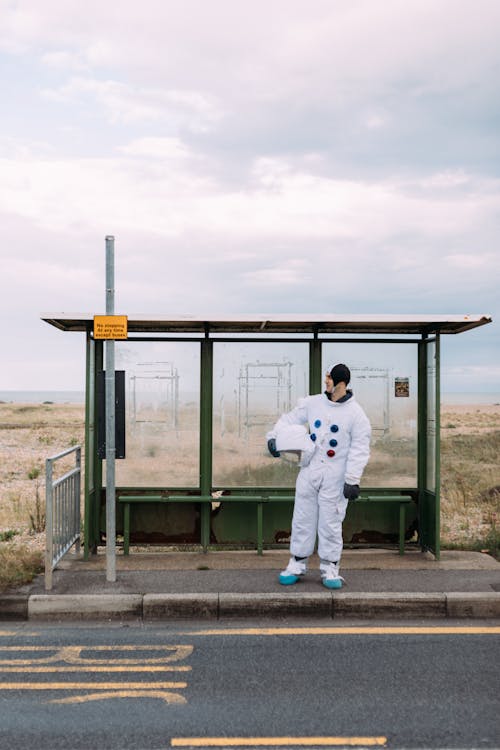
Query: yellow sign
[[93, 315, 128, 340]]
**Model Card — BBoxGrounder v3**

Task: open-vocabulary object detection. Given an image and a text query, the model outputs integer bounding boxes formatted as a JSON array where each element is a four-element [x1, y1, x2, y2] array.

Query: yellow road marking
[[0, 643, 193, 665], [171, 738, 387, 747], [0, 665, 190, 673], [0, 681, 187, 690], [51, 689, 187, 705], [0, 646, 62, 653], [0, 645, 191, 650], [0, 643, 194, 706], [184, 626, 500, 636]]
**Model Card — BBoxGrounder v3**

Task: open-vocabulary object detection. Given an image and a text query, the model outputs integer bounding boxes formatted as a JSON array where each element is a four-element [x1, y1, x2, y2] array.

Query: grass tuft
[[0, 529, 19, 542], [0, 544, 43, 591]]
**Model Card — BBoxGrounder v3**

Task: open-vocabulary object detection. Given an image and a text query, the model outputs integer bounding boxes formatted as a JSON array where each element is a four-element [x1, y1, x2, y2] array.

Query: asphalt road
[[0, 620, 498, 750]]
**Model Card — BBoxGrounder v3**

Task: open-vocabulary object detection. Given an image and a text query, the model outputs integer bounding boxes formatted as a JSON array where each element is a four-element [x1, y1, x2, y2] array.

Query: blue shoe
[[322, 577, 343, 589], [320, 562, 345, 589], [279, 573, 300, 585], [279, 558, 306, 585]]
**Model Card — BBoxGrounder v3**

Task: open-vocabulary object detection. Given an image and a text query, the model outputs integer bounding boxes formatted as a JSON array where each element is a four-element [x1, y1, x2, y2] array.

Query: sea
[[441, 392, 500, 405], [0, 390, 499, 406], [0, 391, 86, 404]]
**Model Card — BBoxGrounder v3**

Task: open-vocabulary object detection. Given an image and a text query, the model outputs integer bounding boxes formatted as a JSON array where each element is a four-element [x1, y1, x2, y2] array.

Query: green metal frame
[[309, 332, 322, 395], [199, 334, 213, 551], [417, 334, 440, 558], [84, 331, 441, 557]]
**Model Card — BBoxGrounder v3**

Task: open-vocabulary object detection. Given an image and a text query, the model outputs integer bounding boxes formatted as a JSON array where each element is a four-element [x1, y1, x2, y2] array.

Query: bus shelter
[[42, 313, 492, 560]]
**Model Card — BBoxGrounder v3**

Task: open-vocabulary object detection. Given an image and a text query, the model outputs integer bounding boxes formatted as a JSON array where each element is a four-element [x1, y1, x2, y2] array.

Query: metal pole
[[199, 336, 213, 551], [105, 235, 116, 582], [75, 446, 81, 555], [84, 332, 92, 560], [45, 457, 53, 591], [309, 335, 322, 395]]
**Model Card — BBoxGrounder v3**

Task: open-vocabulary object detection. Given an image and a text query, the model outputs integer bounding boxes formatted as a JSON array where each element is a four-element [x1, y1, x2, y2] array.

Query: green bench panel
[[118, 493, 413, 556]]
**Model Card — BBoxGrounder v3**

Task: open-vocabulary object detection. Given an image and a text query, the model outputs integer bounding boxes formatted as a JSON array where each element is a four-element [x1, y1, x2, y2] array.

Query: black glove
[[267, 438, 281, 458], [343, 482, 360, 501]]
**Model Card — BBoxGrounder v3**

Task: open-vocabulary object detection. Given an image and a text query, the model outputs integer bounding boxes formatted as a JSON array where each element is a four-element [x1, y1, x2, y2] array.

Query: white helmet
[[275, 424, 314, 457]]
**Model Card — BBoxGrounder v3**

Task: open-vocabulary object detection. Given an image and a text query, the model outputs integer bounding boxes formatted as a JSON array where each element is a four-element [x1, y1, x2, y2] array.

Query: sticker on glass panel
[[394, 377, 410, 398]]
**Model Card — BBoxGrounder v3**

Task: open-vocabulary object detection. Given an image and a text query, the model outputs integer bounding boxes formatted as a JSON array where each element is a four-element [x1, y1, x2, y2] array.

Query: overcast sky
[[0, 0, 498, 393]]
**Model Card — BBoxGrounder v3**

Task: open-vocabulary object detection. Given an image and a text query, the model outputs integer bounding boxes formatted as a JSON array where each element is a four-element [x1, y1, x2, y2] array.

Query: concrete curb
[[333, 592, 447, 618], [446, 592, 500, 618], [219, 592, 333, 618], [27, 594, 143, 621], [0, 594, 29, 621], [1, 591, 499, 621], [144, 593, 218, 620]]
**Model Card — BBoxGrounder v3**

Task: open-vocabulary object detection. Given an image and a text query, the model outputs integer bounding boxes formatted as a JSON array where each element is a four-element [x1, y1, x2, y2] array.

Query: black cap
[[330, 363, 350, 386]]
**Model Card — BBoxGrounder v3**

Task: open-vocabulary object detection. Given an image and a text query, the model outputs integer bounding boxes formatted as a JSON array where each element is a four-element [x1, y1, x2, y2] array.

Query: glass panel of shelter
[[113, 341, 200, 487], [212, 342, 309, 488], [322, 342, 419, 488], [105, 338, 421, 492]]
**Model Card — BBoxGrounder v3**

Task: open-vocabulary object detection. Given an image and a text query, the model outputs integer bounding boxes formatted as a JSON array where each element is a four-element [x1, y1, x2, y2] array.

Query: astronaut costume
[[267, 364, 371, 588]]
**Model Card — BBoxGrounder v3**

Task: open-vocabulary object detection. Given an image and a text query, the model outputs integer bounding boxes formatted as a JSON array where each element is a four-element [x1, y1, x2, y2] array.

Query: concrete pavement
[[1, 548, 499, 621]]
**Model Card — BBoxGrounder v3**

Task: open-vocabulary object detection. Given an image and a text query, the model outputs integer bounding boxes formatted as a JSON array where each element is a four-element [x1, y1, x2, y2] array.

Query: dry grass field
[[0, 400, 499, 590], [0, 402, 84, 590], [440, 404, 500, 554]]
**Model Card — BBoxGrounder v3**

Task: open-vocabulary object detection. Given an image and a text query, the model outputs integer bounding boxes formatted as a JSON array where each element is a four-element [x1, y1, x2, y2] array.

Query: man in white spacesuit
[[266, 364, 371, 588]]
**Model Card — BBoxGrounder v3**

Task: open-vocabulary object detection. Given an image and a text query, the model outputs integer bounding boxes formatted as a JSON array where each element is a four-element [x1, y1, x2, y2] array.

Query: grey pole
[[105, 235, 116, 582]]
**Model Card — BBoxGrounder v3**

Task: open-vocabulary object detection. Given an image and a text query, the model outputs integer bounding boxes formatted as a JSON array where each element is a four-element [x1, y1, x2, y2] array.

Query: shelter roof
[[41, 313, 492, 336]]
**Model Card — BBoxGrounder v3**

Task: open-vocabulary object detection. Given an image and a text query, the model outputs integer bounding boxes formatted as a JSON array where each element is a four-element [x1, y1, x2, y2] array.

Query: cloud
[[118, 137, 192, 160], [40, 49, 88, 72], [0, 1, 498, 390], [2, 1, 499, 181], [4, 2, 500, 115], [364, 113, 390, 130], [1, 140, 499, 257], [9, 2, 497, 81], [418, 171, 470, 189], [40, 77, 223, 130], [243, 260, 311, 287], [444, 253, 493, 269]]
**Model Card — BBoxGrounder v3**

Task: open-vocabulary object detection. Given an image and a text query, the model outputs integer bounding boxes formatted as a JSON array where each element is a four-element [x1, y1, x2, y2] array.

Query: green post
[[434, 333, 441, 559], [123, 503, 130, 556], [418, 334, 441, 558], [309, 332, 322, 395], [257, 502, 264, 555], [417, 335, 427, 551], [199, 335, 213, 551], [93, 339, 103, 551], [399, 503, 406, 556]]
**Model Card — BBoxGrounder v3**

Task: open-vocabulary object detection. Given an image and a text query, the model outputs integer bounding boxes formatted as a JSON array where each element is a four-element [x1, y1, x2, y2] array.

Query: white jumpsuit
[[267, 392, 371, 563]]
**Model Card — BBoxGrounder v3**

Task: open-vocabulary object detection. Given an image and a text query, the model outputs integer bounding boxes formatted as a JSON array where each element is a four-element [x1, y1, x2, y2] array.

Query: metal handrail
[[45, 446, 81, 591]]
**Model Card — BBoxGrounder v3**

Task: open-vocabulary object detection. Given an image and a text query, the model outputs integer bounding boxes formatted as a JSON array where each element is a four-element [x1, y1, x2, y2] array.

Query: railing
[[45, 446, 81, 591]]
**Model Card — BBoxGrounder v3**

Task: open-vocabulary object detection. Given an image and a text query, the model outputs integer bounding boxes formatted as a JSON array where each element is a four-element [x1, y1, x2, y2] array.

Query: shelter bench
[[354, 495, 413, 555], [118, 494, 270, 556], [266, 494, 413, 556], [118, 493, 413, 556]]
